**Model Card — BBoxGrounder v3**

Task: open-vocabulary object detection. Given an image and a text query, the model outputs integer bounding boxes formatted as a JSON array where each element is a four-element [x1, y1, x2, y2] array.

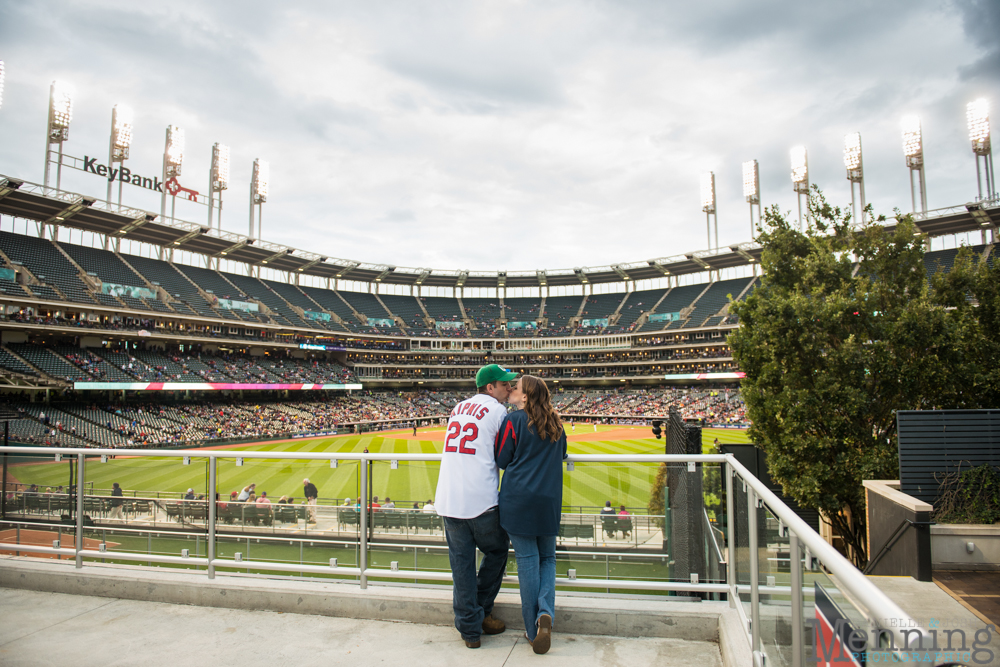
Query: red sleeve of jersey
[[495, 416, 517, 468]]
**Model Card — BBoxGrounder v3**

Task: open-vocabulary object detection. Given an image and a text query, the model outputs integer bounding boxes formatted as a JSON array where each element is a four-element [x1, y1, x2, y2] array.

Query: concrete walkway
[[869, 576, 1000, 667], [0, 587, 723, 667]]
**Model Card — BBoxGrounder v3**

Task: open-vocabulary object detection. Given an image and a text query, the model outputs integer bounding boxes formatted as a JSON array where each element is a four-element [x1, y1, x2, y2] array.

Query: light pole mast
[[791, 146, 809, 231], [901, 115, 928, 216], [208, 143, 230, 230], [742, 159, 761, 239], [249, 159, 268, 240], [160, 125, 184, 224], [43, 82, 73, 194], [107, 104, 133, 212], [967, 98, 995, 244], [701, 171, 718, 251], [844, 132, 865, 224]]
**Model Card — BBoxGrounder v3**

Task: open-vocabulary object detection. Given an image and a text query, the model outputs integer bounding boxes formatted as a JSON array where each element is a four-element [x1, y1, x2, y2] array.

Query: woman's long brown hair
[[520, 375, 563, 442]]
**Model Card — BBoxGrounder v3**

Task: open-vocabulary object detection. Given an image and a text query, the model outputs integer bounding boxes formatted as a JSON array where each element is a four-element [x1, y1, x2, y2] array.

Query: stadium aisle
[[0, 587, 723, 666]]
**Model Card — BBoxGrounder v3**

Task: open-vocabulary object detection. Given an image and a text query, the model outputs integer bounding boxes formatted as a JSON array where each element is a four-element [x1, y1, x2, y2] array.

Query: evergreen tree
[[729, 190, 998, 566]]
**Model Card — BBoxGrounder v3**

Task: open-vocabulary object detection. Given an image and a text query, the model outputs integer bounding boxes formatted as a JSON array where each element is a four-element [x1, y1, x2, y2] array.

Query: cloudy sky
[[0, 1, 997, 274]]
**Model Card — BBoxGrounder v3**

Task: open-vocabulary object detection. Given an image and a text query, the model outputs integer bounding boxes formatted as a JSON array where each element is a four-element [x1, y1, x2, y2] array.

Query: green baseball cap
[[476, 364, 518, 386]]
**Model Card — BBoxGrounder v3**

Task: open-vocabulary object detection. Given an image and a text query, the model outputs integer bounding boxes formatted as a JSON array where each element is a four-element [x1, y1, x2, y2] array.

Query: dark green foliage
[[935, 465, 1000, 525], [648, 463, 667, 528], [729, 188, 999, 566]]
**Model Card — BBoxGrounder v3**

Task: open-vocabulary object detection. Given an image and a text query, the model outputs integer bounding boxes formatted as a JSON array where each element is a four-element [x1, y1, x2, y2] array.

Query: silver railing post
[[360, 455, 368, 589], [748, 487, 761, 663], [76, 452, 85, 568], [726, 462, 735, 605], [208, 456, 217, 579], [791, 532, 803, 667]]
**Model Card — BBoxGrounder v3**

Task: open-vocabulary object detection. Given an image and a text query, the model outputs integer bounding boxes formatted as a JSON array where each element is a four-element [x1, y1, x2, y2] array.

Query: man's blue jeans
[[444, 507, 509, 641], [508, 533, 556, 641]]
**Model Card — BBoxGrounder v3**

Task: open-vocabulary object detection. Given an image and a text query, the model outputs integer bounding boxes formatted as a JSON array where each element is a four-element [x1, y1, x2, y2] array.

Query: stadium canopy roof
[[1, 174, 997, 290]]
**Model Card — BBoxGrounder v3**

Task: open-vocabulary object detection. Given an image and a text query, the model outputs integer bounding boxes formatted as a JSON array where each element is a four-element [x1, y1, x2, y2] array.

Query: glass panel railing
[[759, 505, 793, 667], [0, 516, 74, 559], [733, 474, 753, 625], [0, 444, 931, 664], [804, 552, 871, 665]]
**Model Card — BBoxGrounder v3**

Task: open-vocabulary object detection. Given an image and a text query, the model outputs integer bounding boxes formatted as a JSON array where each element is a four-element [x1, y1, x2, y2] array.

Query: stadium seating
[[540, 294, 585, 337], [377, 294, 427, 330], [678, 277, 753, 328], [170, 264, 250, 322], [460, 298, 502, 336], [637, 283, 711, 332], [120, 253, 217, 318], [420, 296, 463, 322], [0, 347, 37, 376], [604, 288, 669, 334], [219, 273, 307, 329], [504, 297, 541, 323], [8, 343, 92, 381], [0, 231, 96, 304], [299, 286, 361, 332], [57, 242, 150, 297]]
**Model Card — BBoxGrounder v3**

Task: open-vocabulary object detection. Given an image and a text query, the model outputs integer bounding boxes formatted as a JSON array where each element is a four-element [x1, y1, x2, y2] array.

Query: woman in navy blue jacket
[[495, 374, 567, 655]]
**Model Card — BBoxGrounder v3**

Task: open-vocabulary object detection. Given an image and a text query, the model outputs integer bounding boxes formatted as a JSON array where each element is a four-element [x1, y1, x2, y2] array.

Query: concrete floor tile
[[0, 588, 723, 667]]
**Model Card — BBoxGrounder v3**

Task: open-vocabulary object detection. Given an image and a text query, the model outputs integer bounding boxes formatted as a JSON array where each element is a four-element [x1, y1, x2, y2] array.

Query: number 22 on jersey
[[444, 421, 478, 455]]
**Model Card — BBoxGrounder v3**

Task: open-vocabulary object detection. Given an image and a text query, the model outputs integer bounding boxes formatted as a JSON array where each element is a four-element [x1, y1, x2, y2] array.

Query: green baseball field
[[8, 425, 750, 511], [4, 425, 750, 589]]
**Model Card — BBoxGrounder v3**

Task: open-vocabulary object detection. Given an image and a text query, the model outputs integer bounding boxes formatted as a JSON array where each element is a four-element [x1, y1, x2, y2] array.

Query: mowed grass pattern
[[10, 425, 750, 511]]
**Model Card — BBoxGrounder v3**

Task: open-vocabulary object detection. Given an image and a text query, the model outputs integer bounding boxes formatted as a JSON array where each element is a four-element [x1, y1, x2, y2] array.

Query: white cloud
[[0, 0, 996, 275]]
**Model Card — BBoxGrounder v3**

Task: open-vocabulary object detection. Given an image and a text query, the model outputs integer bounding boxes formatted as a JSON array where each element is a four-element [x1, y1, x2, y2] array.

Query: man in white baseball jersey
[[435, 363, 517, 648]]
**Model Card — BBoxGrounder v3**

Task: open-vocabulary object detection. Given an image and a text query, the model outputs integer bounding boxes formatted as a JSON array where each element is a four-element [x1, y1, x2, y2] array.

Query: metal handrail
[[725, 455, 929, 653], [862, 518, 935, 575], [0, 444, 926, 660]]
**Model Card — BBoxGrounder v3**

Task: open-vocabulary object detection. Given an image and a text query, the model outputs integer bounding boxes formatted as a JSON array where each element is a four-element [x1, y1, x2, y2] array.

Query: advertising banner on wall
[[435, 321, 465, 329], [74, 381, 363, 391], [0, 268, 16, 282], [649, 312, 682, 322], [217, 298, 259, 313], [580, 318, 609, 327], [303, 310, 332, 322], [368, 318, 395, 327], [101, 282, 157, 300], [507, 321, 537, 329]]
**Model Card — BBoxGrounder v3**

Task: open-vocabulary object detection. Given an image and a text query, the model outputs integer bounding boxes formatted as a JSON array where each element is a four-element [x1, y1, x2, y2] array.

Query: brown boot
[[533, 614, 552, 654], [482, 614, 506, 635], [464, 638, 481, 649]]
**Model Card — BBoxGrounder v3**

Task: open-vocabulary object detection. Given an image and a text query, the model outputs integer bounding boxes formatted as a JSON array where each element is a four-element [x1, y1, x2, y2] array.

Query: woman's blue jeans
[[508, 533, 556, 640]]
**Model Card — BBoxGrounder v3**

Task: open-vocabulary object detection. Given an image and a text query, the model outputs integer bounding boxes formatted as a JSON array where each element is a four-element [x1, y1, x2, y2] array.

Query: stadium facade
[[0, 172, 996, 389], [0, 172, 997, 398]]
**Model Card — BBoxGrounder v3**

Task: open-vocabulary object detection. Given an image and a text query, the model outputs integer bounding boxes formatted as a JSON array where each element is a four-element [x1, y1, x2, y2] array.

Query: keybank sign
[[83, 156, 163, 192]]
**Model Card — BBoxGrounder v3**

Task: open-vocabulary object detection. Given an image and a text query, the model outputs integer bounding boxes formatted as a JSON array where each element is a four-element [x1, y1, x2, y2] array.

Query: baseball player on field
[[434, 363, 518, 648]]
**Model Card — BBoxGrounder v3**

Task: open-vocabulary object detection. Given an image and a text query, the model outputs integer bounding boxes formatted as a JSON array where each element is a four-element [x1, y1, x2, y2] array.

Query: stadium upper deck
[[0, 173, 996, 391]]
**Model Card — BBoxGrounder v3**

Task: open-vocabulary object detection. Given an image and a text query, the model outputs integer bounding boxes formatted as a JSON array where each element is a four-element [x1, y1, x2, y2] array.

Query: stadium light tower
[[967, 98, 995, 202], [160, 125, 184, 222], [742, 159, 761, 239], [107, 104, 133, 210], [43, 81, 74, 192], [790, 145, 809, 231], [843, 132, 865, 223], [249, 159, 268, 240], [901, 115, 928, 214], [701, 171, 717, 250], [208, 143, 230, 230]]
